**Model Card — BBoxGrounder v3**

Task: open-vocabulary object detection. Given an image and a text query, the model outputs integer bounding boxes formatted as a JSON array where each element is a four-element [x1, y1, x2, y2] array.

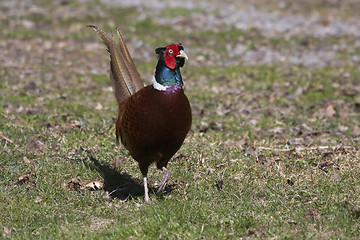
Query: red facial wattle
[[164, 44, 180, 69]]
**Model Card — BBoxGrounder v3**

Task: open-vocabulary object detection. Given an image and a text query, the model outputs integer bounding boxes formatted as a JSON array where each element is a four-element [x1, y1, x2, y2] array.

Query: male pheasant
[[89, 26, 192, 202]]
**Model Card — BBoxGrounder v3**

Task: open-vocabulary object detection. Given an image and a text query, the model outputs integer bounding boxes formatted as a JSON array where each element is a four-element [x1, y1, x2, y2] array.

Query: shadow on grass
[[85, 153, 175, 201], [86, 154, 147, 201]]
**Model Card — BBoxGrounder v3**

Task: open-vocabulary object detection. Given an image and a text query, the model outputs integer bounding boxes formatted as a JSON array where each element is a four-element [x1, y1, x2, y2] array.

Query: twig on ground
[[258, 145, 354, 152]]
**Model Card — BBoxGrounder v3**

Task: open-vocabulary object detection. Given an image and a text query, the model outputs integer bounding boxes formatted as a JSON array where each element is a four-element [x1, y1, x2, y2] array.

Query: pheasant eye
[[168, 49, 174, 54]]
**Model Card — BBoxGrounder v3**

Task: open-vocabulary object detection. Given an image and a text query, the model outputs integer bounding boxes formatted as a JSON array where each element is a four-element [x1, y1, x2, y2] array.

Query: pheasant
[[88, 26, 192, 202]]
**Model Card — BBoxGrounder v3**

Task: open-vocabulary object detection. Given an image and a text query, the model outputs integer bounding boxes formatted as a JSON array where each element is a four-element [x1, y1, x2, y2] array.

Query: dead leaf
[[23, 156, 31, 164], [326, 104, 336, 117], [173, 153, 189, 161], [304, 209, 321, 220], [269, 126, 284, 134], [67, 180, 104, 191], [288, 137, 305, 146], [330, 172, 341, 182], [286, 220, 297, 225], [89, 217, 114, 232], [318, 18, 330, 26], [338, 125, 348, 132], [16, 174, 30, 185], [214, 180, 224, 190], [3, 227, 11, 237], [247, 229, 255, 236], [287, 179, 294, 186], [339, 106, 348, 119], [351, 208, 360, 218], [318, 160, 334, 172], [325, 104, 336, 117], [34, 197, 44, 203], [111, 157, 127, 167], [65, 120, 82, 131], [27, 137, 45, 155], [193, 171, 201, 180], [197, 121, 209, 133], [0, 132, 13, 144], [67, 180, 82, 190], [303, 197, 318, 205], [209, 121, 225, 131], [95, 102, 103, 110], [244, 146, 256, 157], [257, 154, 271, 166], [315, 104, 336, 118], [84, 181, 104, 190], [343, 89, 358, 96], [352, 126, 360, 136]]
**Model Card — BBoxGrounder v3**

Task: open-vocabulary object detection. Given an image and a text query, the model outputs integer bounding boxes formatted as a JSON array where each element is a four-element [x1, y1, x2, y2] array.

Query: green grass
[[1, 0, 360, 239], [2, 62, 359, 239]]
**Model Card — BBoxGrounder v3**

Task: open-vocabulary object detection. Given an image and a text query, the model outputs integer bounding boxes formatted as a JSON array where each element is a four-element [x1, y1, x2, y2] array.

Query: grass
[[1, 0, 360, 239]]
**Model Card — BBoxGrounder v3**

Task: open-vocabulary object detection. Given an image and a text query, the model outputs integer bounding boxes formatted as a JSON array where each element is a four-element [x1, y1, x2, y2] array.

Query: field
[[1, 0, 360, 239]]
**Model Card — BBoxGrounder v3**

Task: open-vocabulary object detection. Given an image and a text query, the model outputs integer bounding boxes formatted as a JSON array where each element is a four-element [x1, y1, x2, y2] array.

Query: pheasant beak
[[177, 50, 188, 60]]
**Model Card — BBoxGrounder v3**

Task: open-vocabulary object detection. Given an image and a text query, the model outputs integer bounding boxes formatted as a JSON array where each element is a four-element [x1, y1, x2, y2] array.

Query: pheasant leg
[[156, 167, 171, 194], [143, 176, 150, 203]]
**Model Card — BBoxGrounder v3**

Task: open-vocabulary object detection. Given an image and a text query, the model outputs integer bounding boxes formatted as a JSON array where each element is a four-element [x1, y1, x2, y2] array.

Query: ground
[[1, 0, 360, 239]]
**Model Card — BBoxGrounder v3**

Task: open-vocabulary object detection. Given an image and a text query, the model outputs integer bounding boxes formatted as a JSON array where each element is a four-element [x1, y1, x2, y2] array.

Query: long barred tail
[[88, 25, 144, 104]]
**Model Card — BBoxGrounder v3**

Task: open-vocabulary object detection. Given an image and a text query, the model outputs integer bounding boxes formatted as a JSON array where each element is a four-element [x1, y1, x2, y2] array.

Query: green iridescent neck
[[154, 59, 183, 86]]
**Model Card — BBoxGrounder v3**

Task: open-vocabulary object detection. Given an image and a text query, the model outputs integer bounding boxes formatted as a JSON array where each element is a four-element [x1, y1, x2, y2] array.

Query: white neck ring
[[152, 76, 170, 91]]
